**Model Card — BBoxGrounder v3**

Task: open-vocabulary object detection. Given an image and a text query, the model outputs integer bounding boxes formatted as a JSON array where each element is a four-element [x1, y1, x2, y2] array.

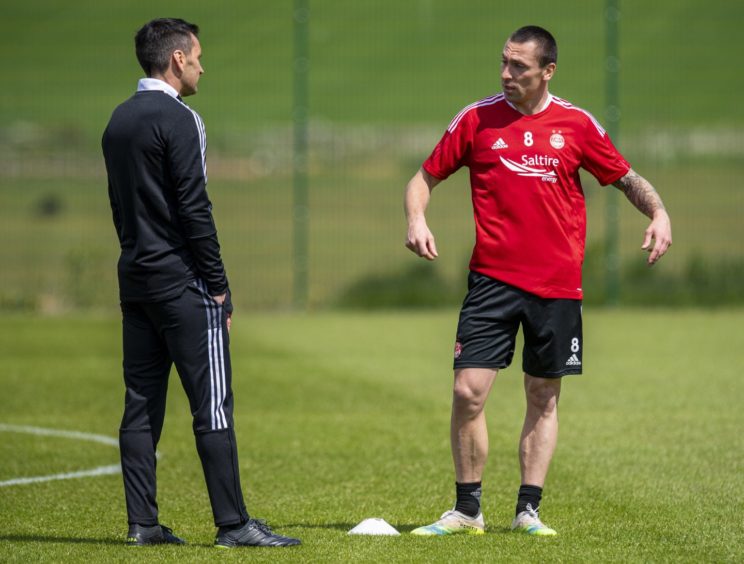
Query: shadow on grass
[[284, 523, 356, 531], [394, 525, 514, 535], [0, 526, 518, 545], [0, 535, 224, 548], [284, 523, 515, 535], [284, 522, 414, 533], [0, 535, 122, 545]]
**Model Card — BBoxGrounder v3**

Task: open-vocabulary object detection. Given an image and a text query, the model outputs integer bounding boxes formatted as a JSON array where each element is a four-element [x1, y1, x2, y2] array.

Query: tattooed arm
[[613, 168, 672, 266]]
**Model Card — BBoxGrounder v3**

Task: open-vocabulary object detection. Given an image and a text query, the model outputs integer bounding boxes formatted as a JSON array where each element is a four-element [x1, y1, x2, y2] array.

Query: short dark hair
[[509, 25, 557, 67], [135, 18, 199, 76]]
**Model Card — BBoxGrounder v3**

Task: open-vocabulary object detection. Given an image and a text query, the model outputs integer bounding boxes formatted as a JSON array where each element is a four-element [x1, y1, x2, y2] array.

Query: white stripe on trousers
[[196, 279, 227, 430]]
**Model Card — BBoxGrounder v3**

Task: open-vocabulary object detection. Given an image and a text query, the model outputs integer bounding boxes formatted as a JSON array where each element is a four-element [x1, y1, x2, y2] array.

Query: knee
[[525, 379, 560, 414], [453, 380, 487, 418]]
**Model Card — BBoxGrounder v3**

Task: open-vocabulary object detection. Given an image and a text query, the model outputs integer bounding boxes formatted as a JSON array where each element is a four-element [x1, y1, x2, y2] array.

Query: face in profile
[[179, 33, 204, 97]]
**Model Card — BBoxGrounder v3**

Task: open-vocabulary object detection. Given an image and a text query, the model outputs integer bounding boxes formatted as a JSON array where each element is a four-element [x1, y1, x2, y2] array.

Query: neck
[[150, 72, 182, 96], [512, 90, 551, 116]]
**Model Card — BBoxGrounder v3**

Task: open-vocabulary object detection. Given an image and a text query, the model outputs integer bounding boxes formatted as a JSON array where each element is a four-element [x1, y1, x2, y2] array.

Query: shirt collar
[[137, 78, 180, 100], [505, 92, 553, 115]]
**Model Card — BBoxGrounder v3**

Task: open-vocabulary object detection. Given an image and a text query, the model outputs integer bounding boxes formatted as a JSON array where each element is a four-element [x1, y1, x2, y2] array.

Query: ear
[[542, 62, 556, 81], [171, 49, 186, 75]]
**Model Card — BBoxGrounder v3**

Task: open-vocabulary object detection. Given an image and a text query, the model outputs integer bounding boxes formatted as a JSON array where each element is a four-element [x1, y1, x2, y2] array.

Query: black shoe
[[126, 524, 186, 546], [215, 519, 301, 548]]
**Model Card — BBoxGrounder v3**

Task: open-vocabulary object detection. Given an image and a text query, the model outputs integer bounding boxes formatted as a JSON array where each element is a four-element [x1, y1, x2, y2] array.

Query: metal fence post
[[605, 0, 621, 304], [293, 0, 309, 309]]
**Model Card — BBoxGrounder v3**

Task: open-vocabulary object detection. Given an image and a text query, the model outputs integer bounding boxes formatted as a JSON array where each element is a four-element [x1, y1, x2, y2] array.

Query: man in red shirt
[[406, 25, 671, 536]]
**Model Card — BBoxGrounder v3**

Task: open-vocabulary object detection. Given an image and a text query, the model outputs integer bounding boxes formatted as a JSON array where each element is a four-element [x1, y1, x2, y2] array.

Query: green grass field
[[1, 3, 742, 561], [1, 309, 743, 562]]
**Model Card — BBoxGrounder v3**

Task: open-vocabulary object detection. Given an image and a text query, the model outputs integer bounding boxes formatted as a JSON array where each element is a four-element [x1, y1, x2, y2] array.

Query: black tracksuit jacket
[[102, 90, 230, 305]]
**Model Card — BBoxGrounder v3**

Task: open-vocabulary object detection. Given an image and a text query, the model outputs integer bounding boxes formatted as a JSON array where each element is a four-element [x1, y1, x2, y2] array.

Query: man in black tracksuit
[[102, 18, 299, 548]]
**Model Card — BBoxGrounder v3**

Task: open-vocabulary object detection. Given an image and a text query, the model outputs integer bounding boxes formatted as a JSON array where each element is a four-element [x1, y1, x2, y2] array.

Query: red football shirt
[[423, 93, 630, 300]]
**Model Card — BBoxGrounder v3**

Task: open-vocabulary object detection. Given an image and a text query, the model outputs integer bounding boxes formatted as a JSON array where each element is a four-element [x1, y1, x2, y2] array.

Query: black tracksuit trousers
[[119, 280, 249, 527]]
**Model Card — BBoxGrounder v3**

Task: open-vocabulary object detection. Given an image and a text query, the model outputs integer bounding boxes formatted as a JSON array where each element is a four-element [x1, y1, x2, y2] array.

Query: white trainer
[[411, 509, 485, 536], [511, 505, 557, 536]]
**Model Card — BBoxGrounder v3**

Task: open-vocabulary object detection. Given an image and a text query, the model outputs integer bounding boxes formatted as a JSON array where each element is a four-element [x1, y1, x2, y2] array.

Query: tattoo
[[612, 169, 666, 218]]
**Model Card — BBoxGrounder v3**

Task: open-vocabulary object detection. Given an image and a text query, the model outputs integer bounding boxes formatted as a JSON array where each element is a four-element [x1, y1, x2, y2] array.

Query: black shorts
[[453, 272, 583, 378]]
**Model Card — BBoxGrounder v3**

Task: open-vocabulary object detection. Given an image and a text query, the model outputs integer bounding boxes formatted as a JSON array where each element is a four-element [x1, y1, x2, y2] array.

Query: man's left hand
[[642, 210, 672, 266], [212, 293, 232, 332]]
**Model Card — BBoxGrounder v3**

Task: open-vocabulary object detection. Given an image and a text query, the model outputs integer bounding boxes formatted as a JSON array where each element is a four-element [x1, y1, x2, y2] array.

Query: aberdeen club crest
[[550, 131, 565, 149]]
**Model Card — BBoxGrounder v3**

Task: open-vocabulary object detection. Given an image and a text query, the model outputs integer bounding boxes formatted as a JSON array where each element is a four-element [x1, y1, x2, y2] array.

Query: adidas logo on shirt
[[491, 138, 508, 150], [565, 354, 581, 366]]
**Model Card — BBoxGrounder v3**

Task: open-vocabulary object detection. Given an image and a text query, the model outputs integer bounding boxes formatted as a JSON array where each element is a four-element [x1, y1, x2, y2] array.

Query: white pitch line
[[0, 423, 121, 488], [0, 423, 119, 447], [0, 464, 121, 487]]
